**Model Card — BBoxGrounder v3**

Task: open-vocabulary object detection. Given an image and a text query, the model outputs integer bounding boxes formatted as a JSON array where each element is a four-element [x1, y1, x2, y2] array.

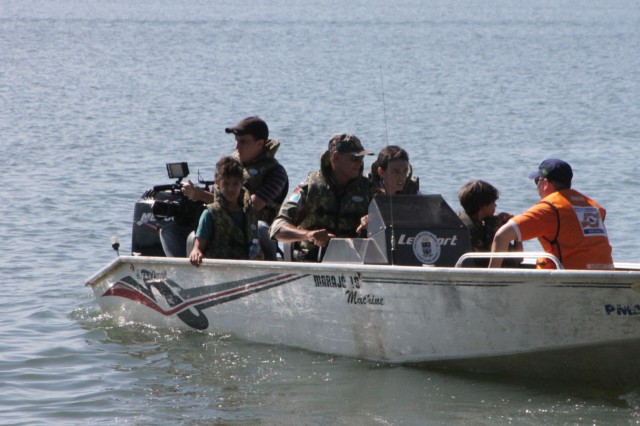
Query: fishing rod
[[379, 66, 396, 266]]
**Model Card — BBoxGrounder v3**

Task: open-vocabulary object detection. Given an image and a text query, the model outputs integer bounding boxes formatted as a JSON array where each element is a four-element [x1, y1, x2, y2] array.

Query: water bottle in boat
[[248, 238, 263, 260]]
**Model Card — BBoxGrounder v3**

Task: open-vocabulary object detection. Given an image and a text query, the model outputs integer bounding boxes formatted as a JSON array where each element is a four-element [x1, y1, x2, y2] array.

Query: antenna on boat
[[379, 66, 396, 265], [380, 66, 390, 149]]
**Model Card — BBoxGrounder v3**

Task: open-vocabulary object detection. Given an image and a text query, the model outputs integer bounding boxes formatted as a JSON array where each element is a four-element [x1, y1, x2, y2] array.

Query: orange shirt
[[510, 189, 613, 270]]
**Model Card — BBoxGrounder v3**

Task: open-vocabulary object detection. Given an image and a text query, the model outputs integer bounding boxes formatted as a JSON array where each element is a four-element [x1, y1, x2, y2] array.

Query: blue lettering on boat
[[604, 304, 640, 315]]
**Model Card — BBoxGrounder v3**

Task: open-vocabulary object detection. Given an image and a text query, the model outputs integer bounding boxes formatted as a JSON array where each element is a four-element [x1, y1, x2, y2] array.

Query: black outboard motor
[[131, 162, 208, 256], [367, 194, 472, 266]]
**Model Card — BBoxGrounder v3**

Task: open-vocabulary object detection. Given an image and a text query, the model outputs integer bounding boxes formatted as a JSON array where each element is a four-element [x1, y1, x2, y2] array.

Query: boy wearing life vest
[[457, 180, 523, 267], [189, 156, 260, 267], [171, 117, 288, 260], [489, 159, 613, 270]]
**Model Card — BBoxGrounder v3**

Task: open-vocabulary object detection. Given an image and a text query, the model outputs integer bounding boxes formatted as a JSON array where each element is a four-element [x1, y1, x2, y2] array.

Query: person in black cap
[[489, 158, 613, 270], [269, 133, 373, 262], [163, 116, 288, 260]]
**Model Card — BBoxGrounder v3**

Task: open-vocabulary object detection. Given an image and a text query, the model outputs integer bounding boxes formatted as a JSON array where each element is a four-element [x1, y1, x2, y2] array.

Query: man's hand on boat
[[271, 223, 335, 247], [305, 229, 336, 247]]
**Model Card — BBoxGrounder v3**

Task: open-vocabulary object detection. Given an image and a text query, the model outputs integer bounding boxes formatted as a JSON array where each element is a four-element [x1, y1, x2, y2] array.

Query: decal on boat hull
[[102, 270, 307, 330]]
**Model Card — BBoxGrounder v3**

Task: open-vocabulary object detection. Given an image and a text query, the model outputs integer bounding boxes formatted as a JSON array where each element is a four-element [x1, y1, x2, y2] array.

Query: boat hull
[[86, 256, 640, 388]]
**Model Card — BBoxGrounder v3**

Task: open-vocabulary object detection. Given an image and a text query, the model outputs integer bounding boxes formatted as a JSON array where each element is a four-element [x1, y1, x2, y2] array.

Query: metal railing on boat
[[454, 252, 564, 269]]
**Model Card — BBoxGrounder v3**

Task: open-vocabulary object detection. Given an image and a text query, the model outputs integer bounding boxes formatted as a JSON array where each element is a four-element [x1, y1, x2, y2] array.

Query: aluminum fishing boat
[[86, 168, 640, 389]]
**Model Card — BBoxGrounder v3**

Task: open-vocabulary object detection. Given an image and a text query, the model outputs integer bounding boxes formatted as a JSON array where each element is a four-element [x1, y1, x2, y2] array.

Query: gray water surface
[[2, 0, 640, 423]]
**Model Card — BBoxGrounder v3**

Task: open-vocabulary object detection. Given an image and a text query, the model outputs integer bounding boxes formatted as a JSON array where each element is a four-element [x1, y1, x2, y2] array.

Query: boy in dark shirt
[[457, 180, 522, 267]]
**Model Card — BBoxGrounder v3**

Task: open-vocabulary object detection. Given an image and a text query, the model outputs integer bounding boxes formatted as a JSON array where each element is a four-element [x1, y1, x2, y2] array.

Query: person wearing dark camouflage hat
[[270, 133, 373, 261]]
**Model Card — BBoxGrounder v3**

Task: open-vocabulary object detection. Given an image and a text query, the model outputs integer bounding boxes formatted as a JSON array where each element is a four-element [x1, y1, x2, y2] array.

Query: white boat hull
[[86, 256, 640, 388]]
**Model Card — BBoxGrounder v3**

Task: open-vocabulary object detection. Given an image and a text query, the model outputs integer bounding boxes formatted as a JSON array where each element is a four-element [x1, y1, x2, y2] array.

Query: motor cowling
[[131, 188, 204, 256]]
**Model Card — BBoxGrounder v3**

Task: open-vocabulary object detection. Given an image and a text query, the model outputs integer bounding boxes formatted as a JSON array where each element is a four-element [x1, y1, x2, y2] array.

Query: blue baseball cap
[[528, 158, 573, 184]]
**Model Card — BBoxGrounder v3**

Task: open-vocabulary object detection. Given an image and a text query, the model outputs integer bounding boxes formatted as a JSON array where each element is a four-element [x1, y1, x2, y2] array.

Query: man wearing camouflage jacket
[[270, 133, 373, 262]]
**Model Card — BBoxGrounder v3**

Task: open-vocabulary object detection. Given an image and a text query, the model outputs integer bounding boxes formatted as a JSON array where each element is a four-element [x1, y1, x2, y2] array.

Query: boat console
[[323, 195, 472, 266]]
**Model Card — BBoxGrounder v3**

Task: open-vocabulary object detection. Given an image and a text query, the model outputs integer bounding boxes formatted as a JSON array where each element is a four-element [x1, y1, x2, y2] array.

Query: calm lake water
[[2, 0, 640, 424]]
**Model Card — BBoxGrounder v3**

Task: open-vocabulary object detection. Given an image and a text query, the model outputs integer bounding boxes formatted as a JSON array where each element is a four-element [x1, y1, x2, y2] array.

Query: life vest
[[458, 211, 493, 252], [458, 211, 520, 267], [234, 139, 288, 225], [534, 189, 613, 270], [293, 153, 370, 261], [204, 188, 257, 260]]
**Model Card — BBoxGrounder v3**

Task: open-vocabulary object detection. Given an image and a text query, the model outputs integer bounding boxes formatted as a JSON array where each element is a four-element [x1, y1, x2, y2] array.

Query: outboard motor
[[131, 193, 164, 256], [367, 194, 472, 266], [131, 162, 208, 256]]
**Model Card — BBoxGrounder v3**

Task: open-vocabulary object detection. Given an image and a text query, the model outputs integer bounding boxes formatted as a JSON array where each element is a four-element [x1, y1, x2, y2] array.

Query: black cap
[[528, 158, 573, 184], [225, 116, 269, 141]]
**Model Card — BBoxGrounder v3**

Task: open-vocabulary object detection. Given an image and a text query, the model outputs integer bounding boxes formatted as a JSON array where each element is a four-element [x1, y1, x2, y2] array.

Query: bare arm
[[488, 223, 518, 268], [189, 237, 207, 267], [182, 180, 215, 204], [184, 184, 269, 212], [512, 240, 524, 252], [355, 214, 368, 235], [271, 223, 335, 247]]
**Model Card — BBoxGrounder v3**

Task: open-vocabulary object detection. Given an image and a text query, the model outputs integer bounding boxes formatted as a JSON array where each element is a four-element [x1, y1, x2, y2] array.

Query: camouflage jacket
[[458, 210, 516, 267], [272, 151, 370, 261], [233, 139, 288, 224], [458, 210, 496, 252], [204, 188, 258, 260]]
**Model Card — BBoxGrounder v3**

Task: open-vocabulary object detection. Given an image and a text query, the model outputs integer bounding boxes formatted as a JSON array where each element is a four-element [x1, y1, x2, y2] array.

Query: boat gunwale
[[85, 255, 640, 288]]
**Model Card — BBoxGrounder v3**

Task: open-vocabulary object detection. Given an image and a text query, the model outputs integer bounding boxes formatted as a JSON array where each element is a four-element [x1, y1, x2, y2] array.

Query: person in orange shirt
[[489, 159, 614, 270]]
